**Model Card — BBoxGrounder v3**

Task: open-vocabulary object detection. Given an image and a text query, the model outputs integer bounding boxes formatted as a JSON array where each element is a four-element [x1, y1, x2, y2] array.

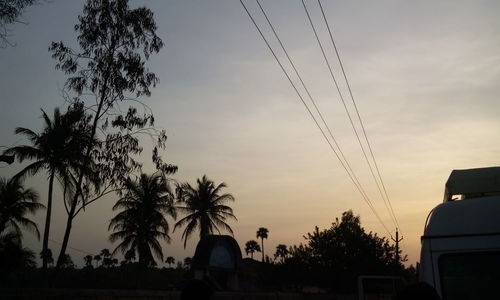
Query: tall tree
[[245, 240, 261, 260], [4, 105, 90, 270], [174, 175, 237, 248], [0, 177, 43, 238], [256, 227, 268, 262], [49, 0, 177, 268], [109, 173, 176, 267]]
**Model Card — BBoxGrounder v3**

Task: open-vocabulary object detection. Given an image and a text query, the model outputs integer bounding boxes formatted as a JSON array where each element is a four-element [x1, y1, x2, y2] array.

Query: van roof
[[425, 196, 500, 237], [444, 167, 500, 202]]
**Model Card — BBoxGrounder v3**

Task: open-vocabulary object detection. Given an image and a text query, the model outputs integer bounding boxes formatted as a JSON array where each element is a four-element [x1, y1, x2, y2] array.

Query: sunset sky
[[1, 0, 500, 267]]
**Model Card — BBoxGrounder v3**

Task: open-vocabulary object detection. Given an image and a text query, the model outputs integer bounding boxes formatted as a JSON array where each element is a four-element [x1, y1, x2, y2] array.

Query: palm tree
[[0, 177, 43, 238], [4, 106, 90, 270], [256, 227, 269, 262], [109, 173, 176, 267], [274, 244, 289, 263], [84, 255, 93, 268], [245, 240, 261, 260], [165, 256, 175, 268], [174, 175, 237, 248]]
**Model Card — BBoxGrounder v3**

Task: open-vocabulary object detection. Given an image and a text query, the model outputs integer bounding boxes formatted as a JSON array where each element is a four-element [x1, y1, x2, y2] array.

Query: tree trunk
[[55, 88, 106, 269], [42, 171, 55, 270], [261, 238, 265, 262]]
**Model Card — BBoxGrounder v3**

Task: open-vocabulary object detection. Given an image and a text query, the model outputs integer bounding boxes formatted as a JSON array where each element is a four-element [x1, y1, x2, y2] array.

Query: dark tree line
[[273, 210, 408, 291]]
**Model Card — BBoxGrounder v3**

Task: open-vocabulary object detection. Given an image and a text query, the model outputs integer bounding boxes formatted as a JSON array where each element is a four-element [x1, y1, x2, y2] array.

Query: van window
[[439, 251, 500, 300]]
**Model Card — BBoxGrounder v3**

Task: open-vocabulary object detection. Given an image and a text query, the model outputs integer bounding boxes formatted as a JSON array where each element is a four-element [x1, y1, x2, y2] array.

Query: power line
[[317, 0, 402, 233], [255, 0, 369, 202], [239, 0, 392, 236], [49, 238, 94, 256], [301, 0, 397, 234]]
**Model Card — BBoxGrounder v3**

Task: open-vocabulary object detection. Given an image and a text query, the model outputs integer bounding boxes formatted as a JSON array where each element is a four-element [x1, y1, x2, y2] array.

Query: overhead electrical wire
[[316, 0, 403, 238], [301, 0, 398, 235], [255, 0, 370, 205], [239, 0, 392, 236]]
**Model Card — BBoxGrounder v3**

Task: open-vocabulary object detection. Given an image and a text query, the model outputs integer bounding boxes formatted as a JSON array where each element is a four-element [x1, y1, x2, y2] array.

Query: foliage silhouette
[[124, 249, 136, 264], [165, 256, 175, 268], [256, 227, 268, 262], [0, 231, 36, 276], [40, 248, 54, 267], [274, 244, 289, 264], [59, 253, 75, 269], [0, 0, 39, 48], [282, 210, 404, 291], [183, 257, 192, 269], [174, 175, 236, 248], [93, 254, 101, 268], [245, 240, 261, 260], [4, 105, 91, 269], [109, 173, 176, 267], [84, 255, 93, 268], [48, 0, 177, 268], [0, 177, 43, 239]]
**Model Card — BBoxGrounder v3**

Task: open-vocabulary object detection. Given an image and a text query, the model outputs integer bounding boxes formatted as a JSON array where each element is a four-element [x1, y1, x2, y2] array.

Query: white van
[[419, 167, 500, 299]]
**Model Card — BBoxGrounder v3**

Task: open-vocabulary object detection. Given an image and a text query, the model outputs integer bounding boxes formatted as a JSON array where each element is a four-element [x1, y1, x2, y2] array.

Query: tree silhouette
[[245, 240, 261, 260], [0, 231, 36, 274], [93, 254, 101, 268], [4, 106, 90, 269], [40, 248, 54, 267], [84, 255, 93, 268], [49, 0, 177, 268], [165, 256, 175, 268], [124, 249, 136, 264], [256, 227, 268, 262], [175, 175, 236, 248], [184, 257, 192, 269], [0, 0, 39, 48], [59, 253, 74, 269], [109, 173, 176, 267], [274, 244, 289, 263], [100, 248, 111, 259], [286, 210, 404, 291], [0, 177, 43, 239]]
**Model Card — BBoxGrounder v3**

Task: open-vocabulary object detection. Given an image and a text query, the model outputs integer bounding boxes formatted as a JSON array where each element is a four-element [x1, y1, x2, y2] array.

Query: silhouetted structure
[[191, 235, 242, 291]]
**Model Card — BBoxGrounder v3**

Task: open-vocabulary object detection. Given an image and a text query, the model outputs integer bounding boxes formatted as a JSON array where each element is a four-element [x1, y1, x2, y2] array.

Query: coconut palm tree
[[0, 177, 43, 238], [245, 240, 261, 260], [4, 106, 91, 269], [109, 173, 176, 267], [256, 227, 269, 262], [165, 256, 175, 268], [174, 175, 237, 248]]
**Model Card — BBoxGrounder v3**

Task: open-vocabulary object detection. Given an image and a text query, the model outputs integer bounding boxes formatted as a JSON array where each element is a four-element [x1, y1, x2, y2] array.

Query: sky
[[1, 0, 500, 268]]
